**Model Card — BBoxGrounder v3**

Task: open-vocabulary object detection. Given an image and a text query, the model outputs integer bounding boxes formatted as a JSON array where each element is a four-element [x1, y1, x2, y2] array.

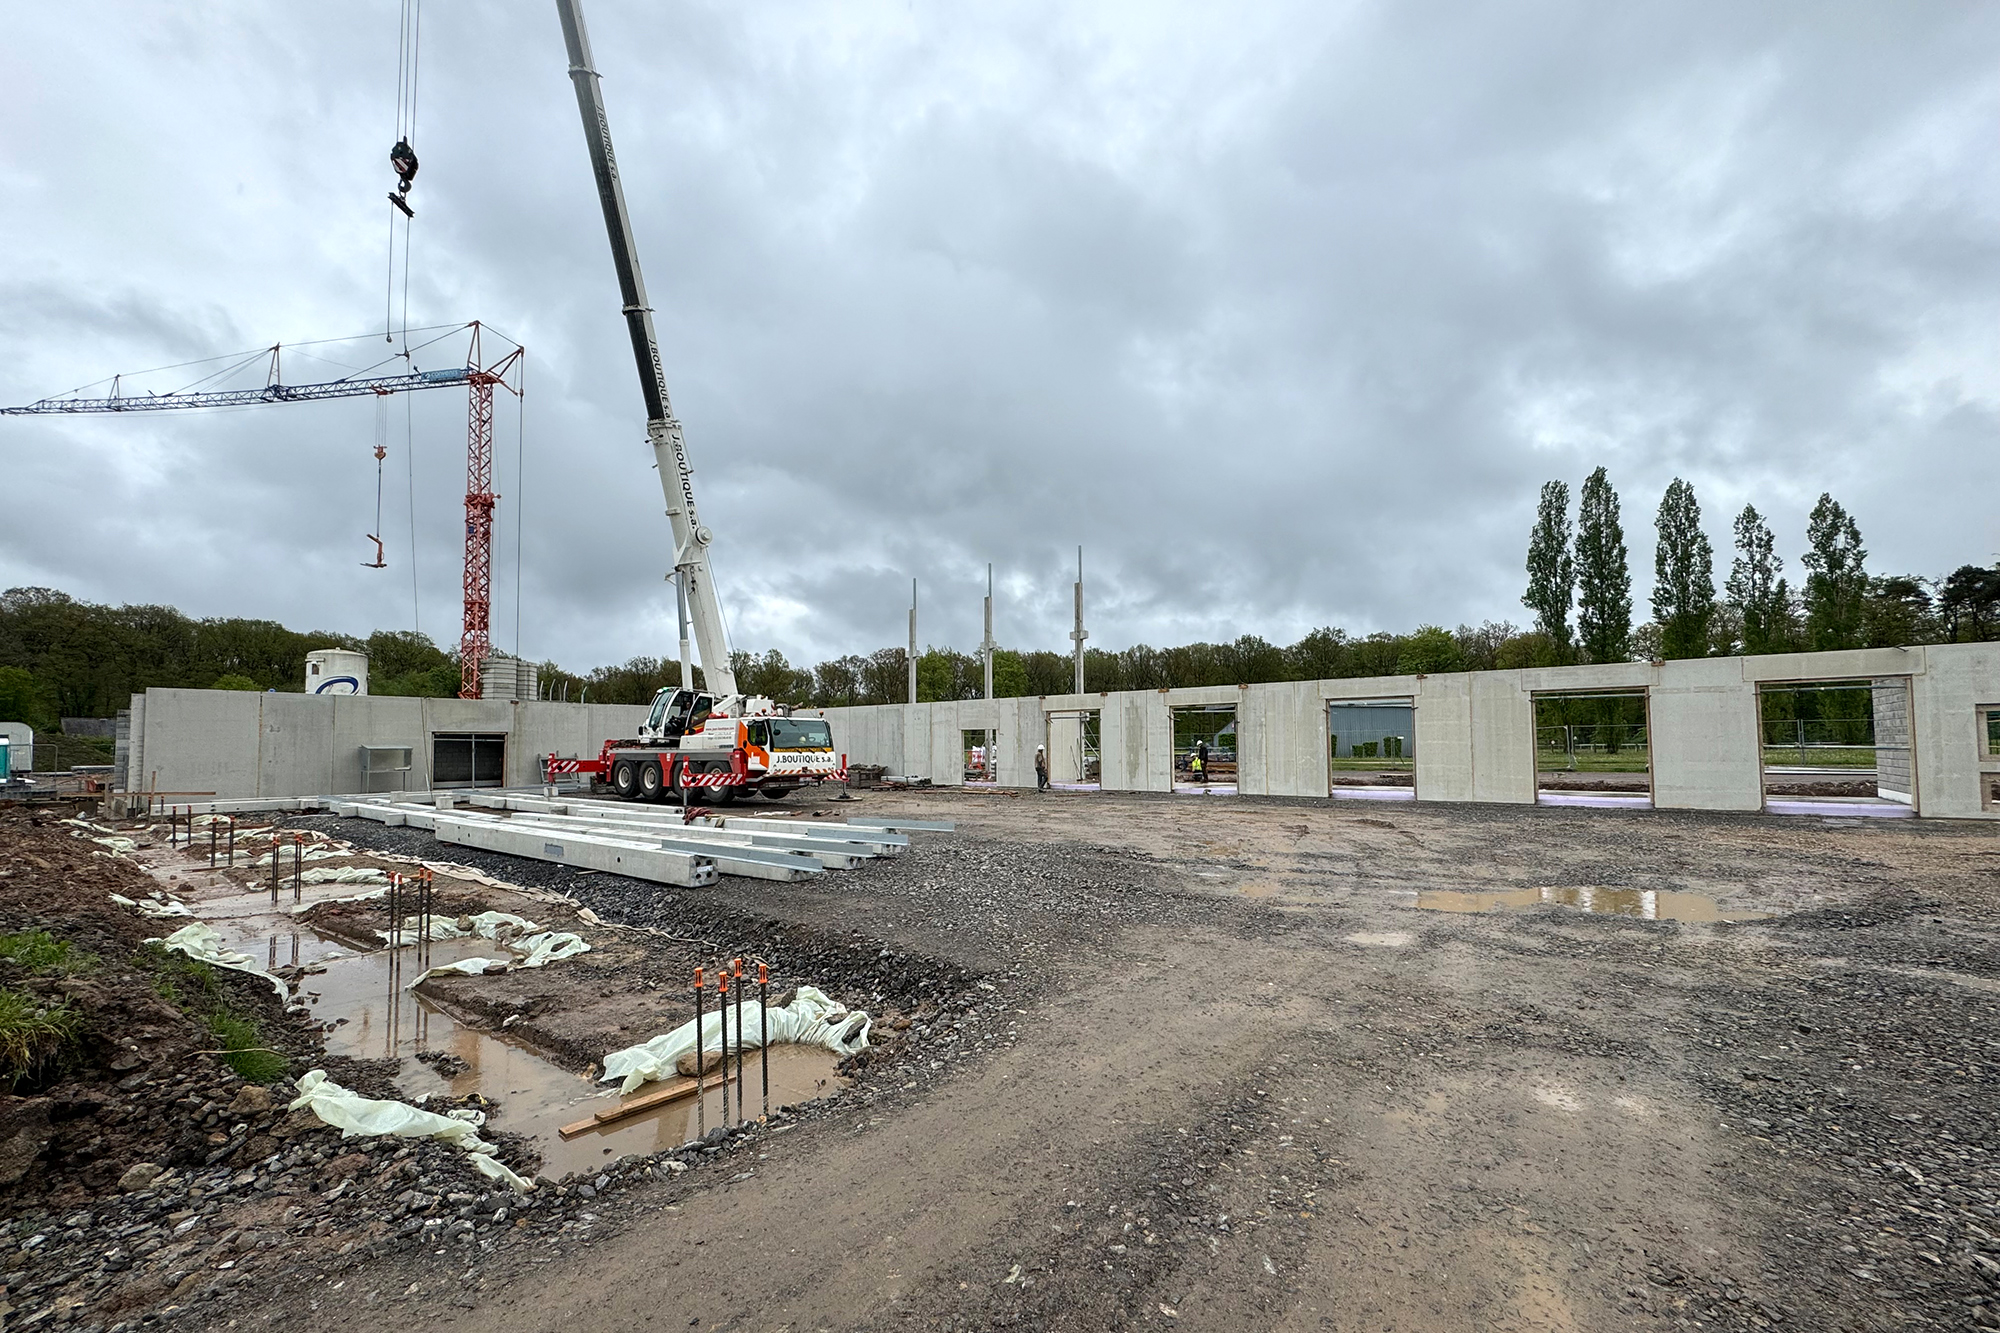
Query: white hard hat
[[1036, 744, 1045, 751]]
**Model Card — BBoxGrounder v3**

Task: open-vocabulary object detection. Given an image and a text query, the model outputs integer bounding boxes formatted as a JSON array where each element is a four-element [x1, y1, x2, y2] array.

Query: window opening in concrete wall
[[432, 733, 506, 789], [1171, 706, 1236, 795], [1533, 692, 1651, 809], [1042, 711, 1100, 790], [1327, 699, 1415, 802], [1759, 679, 1914, 816], [1976, 706, 2000, 812]]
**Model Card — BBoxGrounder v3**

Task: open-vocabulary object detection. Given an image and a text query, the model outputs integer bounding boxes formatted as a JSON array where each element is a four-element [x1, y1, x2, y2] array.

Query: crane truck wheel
[[639, 761, 665, 801], [760, 786, 794, 800], [612, 761, 639, 800]]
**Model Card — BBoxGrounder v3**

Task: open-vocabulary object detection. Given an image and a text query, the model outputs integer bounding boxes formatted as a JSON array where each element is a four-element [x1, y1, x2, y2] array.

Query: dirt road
[[206, 789, 1987, 1333]]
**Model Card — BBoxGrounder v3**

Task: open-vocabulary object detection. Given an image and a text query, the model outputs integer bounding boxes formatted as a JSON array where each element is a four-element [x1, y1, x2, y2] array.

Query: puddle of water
[[206, 916, 841, 1180], [1414, 885, 1766, 923]]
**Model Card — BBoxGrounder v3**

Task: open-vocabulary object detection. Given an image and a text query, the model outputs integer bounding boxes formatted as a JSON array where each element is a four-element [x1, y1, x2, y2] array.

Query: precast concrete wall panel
[[258, 694, 337, 798], [1241, 681, 1328, 797], [1414, 676, 1474, 802], [331, 694, 427, 793], [1469, 672, 1536, 803], [1908, 644, 2000, 818], [125, 695, 146, 794], [1650, 660, 1761, 811], [1100, 693, 1169, 792], [930, 702, 965, 785], [142, 690, 262, 800]]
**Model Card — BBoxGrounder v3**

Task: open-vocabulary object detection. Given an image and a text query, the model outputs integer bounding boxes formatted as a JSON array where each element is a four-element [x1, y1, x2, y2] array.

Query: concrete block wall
[[126, 643, 2000, 818]]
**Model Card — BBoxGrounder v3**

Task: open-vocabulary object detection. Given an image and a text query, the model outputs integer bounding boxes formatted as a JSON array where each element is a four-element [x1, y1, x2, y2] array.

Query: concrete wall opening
[[1172, 705, 1236, 795], [1327, 699, 1415, 801], [1977, 705, 2000, 812], [961, 729, 997, 785], [432, 733, 506, 789], [1533, 691, 1651, 808], [1043, 711, 1099, 790], [1759, 678, 1914, 816]]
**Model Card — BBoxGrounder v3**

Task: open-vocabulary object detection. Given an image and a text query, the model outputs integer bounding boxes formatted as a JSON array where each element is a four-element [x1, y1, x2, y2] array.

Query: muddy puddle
[[204, 915, 841, 1180], [1414, 885, 1767, 923]]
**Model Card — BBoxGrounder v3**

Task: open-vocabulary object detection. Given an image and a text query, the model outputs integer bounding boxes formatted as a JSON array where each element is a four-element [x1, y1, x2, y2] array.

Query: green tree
[[1652, 478, 1715, 659], [0, 666, 53, 729], [209, 675, 262, 691], [1522, 481, 1575, 661], [1862, 576, 1936, 648], [1802, 494, 1867, 651], [990, 650, 1031, 698], [1939, 565, 2000, 642], [1724, 505, 1789, 655], [1396, 625, 1463, 675], [1574, 468, 1632, 664]]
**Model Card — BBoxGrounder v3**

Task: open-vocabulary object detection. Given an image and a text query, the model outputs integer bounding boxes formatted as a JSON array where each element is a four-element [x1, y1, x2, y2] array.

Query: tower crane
[[0, 323, 524, 699]]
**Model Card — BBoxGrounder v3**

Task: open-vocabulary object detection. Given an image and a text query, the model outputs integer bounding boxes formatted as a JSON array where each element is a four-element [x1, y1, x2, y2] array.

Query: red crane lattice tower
[[458, 323, 524, 699]]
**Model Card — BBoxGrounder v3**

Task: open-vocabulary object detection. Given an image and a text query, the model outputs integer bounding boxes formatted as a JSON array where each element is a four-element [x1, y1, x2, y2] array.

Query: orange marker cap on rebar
[[694, 966, 704, 987], [732, 957, 744, 977], [718, 971, 729, 994], [758, 963, 768, 984]]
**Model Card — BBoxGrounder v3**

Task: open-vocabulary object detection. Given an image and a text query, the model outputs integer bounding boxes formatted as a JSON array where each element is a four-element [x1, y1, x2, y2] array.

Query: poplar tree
[[1802, 493, 1868, 651], [1652, 478, 1715, 659], [1724, 504, 1788, 654], [1522, 480, 1574, 661], [1574, 467, 1631, 664]]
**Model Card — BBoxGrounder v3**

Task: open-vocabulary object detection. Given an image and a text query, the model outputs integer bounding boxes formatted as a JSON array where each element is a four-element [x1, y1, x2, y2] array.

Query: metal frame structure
[[1, 321, 523, 699]]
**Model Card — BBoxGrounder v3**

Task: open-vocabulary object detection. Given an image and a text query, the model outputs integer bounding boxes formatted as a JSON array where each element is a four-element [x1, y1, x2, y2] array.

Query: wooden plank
[[557, 1064, 737, 1139]]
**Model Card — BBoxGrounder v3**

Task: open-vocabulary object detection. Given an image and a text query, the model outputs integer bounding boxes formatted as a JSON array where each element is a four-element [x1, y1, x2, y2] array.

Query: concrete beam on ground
[[704, 815, 911, 850], [460, 808, 838, 877], [842, 815, 956, 833], [461, 796, 892, 863], [430, 814, 719, 887]]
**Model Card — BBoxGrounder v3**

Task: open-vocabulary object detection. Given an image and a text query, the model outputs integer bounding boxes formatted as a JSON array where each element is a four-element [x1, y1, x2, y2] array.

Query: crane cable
[[385, 0, 421, 347]]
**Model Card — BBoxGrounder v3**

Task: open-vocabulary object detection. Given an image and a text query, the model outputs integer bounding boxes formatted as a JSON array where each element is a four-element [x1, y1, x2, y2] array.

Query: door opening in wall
[[1533, 692, 1652, 809], [1327, 699, 1415, 801], [1759, 679, 1914, 816], [962, 729, 998, 786], [432, 733, 506, 789], [1042, 711, 1099, 790], [1976, 705, 2000, 813], [1172, 706, 1236, 795]]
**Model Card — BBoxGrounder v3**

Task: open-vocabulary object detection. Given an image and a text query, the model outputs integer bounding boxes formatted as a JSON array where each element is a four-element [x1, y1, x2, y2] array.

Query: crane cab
[[641, 687, 718, 745]]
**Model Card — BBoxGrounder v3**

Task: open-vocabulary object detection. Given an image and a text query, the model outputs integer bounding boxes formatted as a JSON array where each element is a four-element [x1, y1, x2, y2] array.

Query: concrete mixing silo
[[305, 649, 369, 696]]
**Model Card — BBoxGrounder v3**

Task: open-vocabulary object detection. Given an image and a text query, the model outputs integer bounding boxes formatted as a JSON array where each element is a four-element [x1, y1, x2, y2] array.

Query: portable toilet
[[0, 733, 9, 782], [0, 722, 29, 781], [305, 649, 369, 696]]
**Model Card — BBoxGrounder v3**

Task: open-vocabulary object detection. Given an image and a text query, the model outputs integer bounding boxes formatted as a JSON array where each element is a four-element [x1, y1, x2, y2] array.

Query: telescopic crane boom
[[555, 0, 737, 697]]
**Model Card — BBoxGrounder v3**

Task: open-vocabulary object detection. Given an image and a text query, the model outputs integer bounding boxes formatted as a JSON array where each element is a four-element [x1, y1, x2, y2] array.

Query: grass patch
[[135, 943, 289, 1085], [0, 987, 82, 1090], [0, 929, 96, 975], [203, 1012, 289, 1083]]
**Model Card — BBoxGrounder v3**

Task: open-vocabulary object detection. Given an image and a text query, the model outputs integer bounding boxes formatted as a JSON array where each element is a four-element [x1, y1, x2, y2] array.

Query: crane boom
[[0, 366, 473, 415], [555, 0, 737, 697]]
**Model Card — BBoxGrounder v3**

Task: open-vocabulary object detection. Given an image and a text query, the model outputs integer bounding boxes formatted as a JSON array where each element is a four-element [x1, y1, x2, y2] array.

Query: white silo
[[305, 649, 369, 696]]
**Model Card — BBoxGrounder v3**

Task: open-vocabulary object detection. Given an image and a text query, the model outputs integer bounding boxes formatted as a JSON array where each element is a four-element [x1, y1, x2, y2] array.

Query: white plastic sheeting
[[148, 922, 289, 998], [408, 930, 591, 985], [299, 866, 391, 886], [377, 910, 540, 948], [600, 985, 872, 1095], [288, 1070, 533, 1191], [110, 892, 192, 920]]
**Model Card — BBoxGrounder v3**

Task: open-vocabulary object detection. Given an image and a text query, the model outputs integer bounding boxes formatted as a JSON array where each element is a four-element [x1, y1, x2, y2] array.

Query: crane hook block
[[388, 139, 419, 217]]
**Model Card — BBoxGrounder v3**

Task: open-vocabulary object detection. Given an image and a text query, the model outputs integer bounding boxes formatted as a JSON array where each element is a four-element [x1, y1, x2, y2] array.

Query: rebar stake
[[270, 831, 281, 905], [732, 958, 746, 1125], [226, 818, 235, 867], [208, 821, 217, 868], [759, 962, 770, 1120], [693, 967, 707, 1140], [717, 969, 731, 1127], [292, 834, 304, 903]]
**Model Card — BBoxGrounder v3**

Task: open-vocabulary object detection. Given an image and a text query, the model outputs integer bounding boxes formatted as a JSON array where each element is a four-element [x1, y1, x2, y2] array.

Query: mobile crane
[[547, 0, 843, 802]]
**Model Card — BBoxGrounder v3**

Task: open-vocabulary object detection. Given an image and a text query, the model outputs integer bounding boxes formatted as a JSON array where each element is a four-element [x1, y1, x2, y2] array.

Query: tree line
[[1522, 468, 2000, 662], [8, 479, 2000, 728]]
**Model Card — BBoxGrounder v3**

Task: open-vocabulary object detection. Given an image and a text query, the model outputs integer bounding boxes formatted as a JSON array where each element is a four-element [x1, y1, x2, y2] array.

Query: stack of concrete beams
[[148, 791, 953, 890]]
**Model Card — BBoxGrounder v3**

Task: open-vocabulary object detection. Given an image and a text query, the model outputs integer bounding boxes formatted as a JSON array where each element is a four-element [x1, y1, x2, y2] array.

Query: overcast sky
[[3, 2, 1995, 673]]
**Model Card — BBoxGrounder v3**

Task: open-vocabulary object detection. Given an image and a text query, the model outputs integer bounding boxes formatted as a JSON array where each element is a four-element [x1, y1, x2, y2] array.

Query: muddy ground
[[6, 789, 1999, 1331]]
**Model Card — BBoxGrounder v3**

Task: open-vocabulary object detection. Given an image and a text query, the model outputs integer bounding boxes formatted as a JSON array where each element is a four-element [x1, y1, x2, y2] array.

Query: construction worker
[[1189, 742, 1206, 785], [1034, 744, 1049, 791]]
